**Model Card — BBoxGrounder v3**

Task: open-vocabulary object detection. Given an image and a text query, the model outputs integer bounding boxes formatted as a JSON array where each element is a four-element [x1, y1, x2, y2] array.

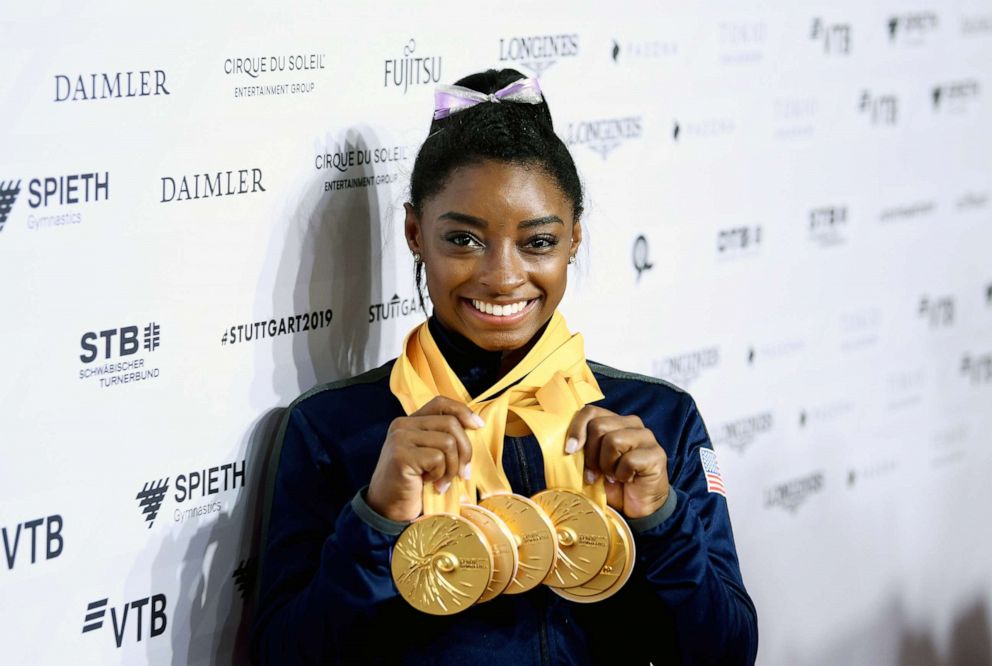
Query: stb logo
[[81, 594, 167, 648], [859, 91, 898, 125], [80, 323, 161, 363], [810, 18, 851, 54], [136, 479, 170, 528], [0, 180, 21, 232]]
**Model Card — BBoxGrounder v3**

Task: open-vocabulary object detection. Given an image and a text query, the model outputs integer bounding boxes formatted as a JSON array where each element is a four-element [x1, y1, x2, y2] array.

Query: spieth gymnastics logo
[[0, 180, 20, 232]]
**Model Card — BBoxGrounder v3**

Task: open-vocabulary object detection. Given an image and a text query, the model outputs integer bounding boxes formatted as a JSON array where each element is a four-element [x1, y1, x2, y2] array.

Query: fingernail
[[437, 480, 451, 494], [606, 475, 615, 484], [584, 469, 596, 485], [462, 463, 472, 480], [565, 437, 579, 454], [471, 414, 485, 428]]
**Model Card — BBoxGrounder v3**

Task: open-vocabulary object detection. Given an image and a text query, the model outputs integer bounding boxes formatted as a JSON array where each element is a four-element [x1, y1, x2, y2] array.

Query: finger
[[412, 430, 463, 491], [411, 415, 473, 480], [416, 395, 486, 431], [565, 405, 615, 455], [605, 476, 624, 511], [613, 445, 666, 485], [597, 428, 644, 482], [584, 415, 643, 478], [405, 446, 446, 486]]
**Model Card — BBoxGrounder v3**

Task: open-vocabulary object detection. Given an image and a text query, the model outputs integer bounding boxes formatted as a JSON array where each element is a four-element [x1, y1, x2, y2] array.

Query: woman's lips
[[461, 297, 539, 324]]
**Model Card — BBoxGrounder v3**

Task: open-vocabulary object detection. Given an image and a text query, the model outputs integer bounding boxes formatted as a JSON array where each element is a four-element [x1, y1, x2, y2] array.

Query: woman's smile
[[405, 160, 582, 352]]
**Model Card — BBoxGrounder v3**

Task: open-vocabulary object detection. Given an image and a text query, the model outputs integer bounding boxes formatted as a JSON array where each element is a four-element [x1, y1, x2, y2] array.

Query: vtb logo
[[0, 180, 21, 232], [918, 295, 954, 328], [80, 323, 161, 363], [2, 515, 63, 570], [82, 594, 167, 648]]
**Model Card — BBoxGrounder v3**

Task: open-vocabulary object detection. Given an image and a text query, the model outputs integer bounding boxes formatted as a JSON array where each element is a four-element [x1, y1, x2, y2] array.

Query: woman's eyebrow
[[438, 211, 487, 228], [518, 215, 563, 229]]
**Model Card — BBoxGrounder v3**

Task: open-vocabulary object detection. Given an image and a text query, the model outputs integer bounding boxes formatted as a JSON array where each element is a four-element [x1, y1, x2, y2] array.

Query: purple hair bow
[[433, 77, 544, 120]]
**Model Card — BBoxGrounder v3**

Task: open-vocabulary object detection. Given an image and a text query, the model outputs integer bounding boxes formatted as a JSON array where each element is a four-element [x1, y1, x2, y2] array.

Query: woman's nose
[[478, 241, 526, 293]]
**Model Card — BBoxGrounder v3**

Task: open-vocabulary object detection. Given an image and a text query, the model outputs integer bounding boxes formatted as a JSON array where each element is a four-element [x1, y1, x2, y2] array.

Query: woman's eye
[[446, 232, 482, 248], [527, 235, 560, 249]]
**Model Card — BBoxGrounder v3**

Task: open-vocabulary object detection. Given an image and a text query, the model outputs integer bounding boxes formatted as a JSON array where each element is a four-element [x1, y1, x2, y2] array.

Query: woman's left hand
[[565, 405, 670, 519]]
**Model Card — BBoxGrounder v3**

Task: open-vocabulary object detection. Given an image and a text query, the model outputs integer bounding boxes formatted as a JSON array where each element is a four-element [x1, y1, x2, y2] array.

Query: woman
[[253, 69, 757, 665]]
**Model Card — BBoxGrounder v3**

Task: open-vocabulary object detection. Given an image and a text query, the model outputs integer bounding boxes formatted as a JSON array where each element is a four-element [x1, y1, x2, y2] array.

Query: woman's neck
[[428, 314, 550, 397]]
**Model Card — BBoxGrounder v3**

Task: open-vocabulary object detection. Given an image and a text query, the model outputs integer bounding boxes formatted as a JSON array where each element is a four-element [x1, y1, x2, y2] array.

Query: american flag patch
[[699, 448, 726, 497]]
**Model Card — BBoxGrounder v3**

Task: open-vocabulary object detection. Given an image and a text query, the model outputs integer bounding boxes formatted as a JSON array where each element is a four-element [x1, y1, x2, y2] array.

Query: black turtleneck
[[427, 314, 550, 399]]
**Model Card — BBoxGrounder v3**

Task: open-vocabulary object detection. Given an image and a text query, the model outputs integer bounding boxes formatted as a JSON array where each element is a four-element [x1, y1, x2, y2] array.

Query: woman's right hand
[[366, 396, 483, 522]]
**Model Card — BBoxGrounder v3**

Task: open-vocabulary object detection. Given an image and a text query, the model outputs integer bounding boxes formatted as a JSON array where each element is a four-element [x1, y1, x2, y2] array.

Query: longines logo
[[81, 594, 167, 648], [136, 460, 246, 529], [498, 33, 579, 77], [932, 80, 980, 113], [652, 347, 719, 387], [369, 294, 428, 324], [809, 205, 847, 247], [79, 322, 161, 389], [764, 472, 824, 513], [888, 12, 939, 45], [774, 96, 818, 139], [0, 172, 109, 232], [859, 90, 898, 125], [717, 21, 766, 63], [918, 294, 954, 328], [55, 70, 169, 102], [2, 515, 63, 570], [317, 143, 409, 192], [565, 116, 642, 159], [384, 39, 441, 93], [221, 308, 333, 346], [713, 412, 773, 454], [879, 200, 935, 223], [960, 353, 992, 385], [160, 168, 265, 203], [810, 18, 851, 54], [224, 53, 325, 99], [672, 117, 736, 142], [611, 38, 677, 63], [717, 225, 762, 258]]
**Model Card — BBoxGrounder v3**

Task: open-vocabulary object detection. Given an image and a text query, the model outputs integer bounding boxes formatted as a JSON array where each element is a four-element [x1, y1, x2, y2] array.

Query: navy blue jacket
[[253, 357, 758, 664]]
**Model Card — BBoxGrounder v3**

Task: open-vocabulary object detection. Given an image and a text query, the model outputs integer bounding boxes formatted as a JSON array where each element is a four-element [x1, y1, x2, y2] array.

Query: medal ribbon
[[390, 311, 608, 516]]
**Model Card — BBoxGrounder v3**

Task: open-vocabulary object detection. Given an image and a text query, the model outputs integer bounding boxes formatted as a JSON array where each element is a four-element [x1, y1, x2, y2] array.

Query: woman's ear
[[404, 202, 423, 256], [570, 218, 583, 256]]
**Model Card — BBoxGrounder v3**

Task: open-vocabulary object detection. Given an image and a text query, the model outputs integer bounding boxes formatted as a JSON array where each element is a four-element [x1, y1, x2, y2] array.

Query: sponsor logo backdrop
[[0, 1, 990, 664]]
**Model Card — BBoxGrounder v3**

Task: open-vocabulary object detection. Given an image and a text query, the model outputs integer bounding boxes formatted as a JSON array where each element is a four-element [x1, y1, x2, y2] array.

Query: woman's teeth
[[471, 299, 529, 317]]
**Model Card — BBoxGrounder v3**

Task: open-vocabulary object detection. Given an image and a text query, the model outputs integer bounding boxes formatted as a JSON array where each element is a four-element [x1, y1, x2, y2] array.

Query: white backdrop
[[1, 1, 991, 664]]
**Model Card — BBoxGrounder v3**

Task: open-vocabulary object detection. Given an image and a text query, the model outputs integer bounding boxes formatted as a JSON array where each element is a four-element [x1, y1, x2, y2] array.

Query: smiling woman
[[253, 69, 758, 665]]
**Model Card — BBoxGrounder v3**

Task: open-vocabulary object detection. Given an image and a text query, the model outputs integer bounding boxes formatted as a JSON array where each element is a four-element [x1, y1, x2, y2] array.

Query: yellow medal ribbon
[[389, 311, 607, 513]]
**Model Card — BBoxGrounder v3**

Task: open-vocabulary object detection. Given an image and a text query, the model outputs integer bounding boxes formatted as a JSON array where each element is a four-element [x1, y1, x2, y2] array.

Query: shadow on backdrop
[[148, 127, 388, 665]]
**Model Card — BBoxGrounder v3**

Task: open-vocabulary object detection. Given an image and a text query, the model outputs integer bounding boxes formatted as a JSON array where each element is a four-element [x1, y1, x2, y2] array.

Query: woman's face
[[405, 160, 581, 352]]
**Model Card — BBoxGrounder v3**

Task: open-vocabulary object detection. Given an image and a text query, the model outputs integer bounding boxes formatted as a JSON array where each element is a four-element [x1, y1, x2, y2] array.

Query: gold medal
[[552, 505, 635, 603], [391, 514, 493, 616], [532, 488, 611, 588], [460, 504, 519, 603], [479, 493, 557, 594]]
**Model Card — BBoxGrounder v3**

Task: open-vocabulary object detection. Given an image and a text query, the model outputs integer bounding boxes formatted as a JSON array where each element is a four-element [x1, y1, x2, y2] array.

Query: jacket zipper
[[510, 436, 551, 665]]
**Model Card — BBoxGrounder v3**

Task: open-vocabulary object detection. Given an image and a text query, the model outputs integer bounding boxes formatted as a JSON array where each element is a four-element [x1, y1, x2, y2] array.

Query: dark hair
[[410, 68, 583, 311]]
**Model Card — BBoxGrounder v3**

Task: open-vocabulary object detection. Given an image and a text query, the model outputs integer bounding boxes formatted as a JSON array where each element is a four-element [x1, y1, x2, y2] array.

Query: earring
[[413, 252, 422, 264], [568, 254, 576, 264]]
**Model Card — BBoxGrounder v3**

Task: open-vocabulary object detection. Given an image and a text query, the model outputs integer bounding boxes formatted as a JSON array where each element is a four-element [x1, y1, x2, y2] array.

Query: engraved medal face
[[532, 488, 611, 588], [460, 504, 519, 603], [479, 493, 557, 595], [391, 514, 493, 616], [552, 505, 635, 603]]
